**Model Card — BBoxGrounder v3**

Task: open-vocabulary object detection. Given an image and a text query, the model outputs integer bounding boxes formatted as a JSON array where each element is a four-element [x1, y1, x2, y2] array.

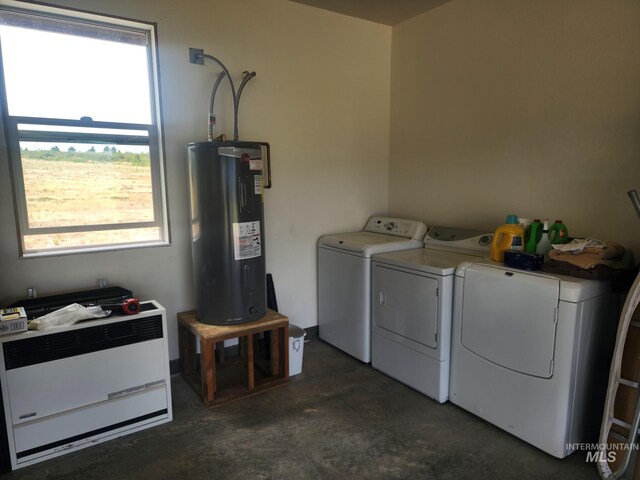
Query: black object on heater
[[188, 141, 270, 325], [7, 286, 134, 320]]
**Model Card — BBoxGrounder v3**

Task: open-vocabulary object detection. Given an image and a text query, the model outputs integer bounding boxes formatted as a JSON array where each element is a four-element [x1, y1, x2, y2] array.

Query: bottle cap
[[506, 214, 518, 224]]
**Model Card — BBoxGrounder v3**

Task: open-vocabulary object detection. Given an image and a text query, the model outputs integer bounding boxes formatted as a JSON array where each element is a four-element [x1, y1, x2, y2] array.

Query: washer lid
[[319, 232, 423, 257], [372, 248, 486, 276]]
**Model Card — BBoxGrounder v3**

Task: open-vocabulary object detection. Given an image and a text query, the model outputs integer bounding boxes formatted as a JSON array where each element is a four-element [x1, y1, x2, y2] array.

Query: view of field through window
[[20, 144, 157, 251]]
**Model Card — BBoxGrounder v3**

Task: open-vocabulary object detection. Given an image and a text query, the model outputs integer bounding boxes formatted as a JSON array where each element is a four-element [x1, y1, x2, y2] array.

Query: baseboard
[[305, 326, 318, 339]]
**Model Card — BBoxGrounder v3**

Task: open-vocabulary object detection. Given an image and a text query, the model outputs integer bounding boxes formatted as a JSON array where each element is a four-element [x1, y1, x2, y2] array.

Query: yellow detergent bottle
[[491, 214, 525, 262]]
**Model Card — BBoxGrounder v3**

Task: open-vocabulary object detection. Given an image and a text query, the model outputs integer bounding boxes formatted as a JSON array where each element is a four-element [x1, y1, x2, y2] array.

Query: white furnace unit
[[0, 301, 172, 470]]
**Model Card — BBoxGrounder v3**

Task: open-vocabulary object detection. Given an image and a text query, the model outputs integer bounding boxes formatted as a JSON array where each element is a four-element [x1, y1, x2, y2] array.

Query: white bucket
[[289, 324, 306, 377]]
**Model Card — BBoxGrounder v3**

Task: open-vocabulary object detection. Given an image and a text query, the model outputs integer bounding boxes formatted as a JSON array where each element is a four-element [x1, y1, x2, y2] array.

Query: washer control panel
[[364, 216, 427, 240], [425, 226, 494, 253]]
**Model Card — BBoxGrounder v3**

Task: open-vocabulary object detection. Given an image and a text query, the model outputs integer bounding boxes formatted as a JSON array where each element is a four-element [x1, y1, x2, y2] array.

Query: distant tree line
[[21, 146, 150, 167]]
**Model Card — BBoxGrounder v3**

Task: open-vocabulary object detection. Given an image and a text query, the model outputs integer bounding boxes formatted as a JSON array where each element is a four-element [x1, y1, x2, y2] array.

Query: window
[[0, 1, 169, 257]]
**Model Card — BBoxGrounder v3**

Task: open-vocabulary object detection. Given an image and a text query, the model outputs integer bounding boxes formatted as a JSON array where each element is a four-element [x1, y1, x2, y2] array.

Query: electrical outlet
[[27, 287, 37, 298], [98, 279, 107, 288], [189, 47, 204, 65]]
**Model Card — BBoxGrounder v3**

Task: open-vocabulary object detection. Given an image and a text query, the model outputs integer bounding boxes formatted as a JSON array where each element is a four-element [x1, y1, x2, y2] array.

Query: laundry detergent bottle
[[549, 220, 569, 244], [491, 214, 525, 262], [525, 219, 543, 253], [536, 219, 552, 260]]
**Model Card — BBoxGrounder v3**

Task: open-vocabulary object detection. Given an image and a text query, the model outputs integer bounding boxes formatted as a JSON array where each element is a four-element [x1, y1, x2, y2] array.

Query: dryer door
[[374, 265, 439, 349], [460, 265, 559, 378]]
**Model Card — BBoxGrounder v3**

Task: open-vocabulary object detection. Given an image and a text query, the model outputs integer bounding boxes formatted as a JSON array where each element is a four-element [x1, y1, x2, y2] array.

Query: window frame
[[0, 0, 170, 258]]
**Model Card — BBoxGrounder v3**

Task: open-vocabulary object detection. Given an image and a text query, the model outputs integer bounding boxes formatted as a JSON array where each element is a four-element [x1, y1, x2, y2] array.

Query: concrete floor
[[7, 339, 600, 480]]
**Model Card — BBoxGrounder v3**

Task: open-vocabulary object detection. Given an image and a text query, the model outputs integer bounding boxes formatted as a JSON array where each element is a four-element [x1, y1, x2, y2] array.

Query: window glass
[[0, 3, 168, 256], [1, 24, 152, 123]]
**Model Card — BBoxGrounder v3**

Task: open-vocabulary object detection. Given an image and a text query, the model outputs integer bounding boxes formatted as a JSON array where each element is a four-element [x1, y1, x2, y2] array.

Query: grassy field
[[21, 155, 158, 251]]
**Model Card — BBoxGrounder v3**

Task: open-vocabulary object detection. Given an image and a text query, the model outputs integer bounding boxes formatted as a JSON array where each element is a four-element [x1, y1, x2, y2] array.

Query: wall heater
[[0, 300, 172, 470]]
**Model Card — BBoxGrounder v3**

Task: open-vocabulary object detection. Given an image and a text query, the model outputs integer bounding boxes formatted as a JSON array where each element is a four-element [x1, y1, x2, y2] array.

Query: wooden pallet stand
[[177, 309, 289, 407]]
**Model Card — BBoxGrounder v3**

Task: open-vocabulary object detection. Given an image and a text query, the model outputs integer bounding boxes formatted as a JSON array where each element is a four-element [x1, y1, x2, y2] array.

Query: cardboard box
[[0, 307, 28, 336]]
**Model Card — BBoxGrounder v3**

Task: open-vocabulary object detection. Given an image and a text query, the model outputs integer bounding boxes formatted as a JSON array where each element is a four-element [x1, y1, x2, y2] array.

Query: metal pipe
[[236, 72, 256, 111], [234, 71, 256, 141], [195, 52, 256, 141], [198, 53, 239, 139], [208, 71, 226, 141]]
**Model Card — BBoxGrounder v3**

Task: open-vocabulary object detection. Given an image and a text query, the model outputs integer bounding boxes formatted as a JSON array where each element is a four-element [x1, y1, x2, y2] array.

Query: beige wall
[[0, 0, 391, 358], [3, 0, 638, 361], [389, 0, 640, 257]]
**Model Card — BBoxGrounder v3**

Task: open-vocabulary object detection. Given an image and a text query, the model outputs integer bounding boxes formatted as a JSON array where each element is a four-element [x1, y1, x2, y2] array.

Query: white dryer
[[318, 217, 427, 363], [371, 227, 493, 403], [449, 260, 618, 458]]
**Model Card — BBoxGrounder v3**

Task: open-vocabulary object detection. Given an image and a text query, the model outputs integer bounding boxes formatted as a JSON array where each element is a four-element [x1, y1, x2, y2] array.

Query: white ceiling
[[288, 0, 453, 26]]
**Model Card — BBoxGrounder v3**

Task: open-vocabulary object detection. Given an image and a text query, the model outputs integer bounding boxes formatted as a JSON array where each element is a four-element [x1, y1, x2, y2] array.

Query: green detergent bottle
[[525, 219, 543, 253], [549, 220, 569, 244]]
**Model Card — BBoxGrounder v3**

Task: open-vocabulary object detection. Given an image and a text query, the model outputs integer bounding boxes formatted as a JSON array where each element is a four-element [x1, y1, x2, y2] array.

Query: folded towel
[[542, 260, 625, 280], [551, 239, 625, 259], [549, 241, 627, 270], [548, 252, 626, 270], [579, 242, 625, 259]]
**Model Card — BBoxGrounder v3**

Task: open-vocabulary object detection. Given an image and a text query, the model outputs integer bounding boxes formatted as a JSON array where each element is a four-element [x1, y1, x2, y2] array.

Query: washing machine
[[371, 226, 493, 403], [318, 216, 427, 363], [449, 260, 618, 458]]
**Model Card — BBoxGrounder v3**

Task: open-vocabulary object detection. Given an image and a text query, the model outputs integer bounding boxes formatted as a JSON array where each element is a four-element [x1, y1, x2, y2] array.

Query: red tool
[[98, 298, 141, 315]]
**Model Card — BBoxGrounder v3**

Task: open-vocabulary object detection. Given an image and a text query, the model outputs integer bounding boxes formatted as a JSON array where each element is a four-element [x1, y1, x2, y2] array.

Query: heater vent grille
[[3, 316, 163, 370]]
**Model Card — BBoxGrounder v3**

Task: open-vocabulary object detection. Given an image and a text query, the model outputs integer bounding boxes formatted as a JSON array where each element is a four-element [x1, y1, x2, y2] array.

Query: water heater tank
[[188, 141, 268, 325]]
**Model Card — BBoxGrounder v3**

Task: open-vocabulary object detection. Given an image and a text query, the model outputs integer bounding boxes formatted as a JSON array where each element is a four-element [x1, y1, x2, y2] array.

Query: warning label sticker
[[249, 159, 263, 171], [254, 175, 263, 195], [233, 221, 261, 260]]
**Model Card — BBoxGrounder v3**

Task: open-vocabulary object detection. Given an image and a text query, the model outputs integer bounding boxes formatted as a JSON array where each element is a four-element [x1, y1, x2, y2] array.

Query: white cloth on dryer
[[551, 238, 606, 253]]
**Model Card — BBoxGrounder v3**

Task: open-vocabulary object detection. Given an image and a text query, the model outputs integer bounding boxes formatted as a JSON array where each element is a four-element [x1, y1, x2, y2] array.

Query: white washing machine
[[318, 216, 427, 363], [449, 260, 618, 458], [371, 226, 493, 403]]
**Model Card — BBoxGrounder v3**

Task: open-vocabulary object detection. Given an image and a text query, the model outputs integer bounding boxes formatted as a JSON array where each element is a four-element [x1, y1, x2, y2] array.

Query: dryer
[[371, 227, 493, 403], [449, 261, 618, 458], [318, 217, 427, 363]]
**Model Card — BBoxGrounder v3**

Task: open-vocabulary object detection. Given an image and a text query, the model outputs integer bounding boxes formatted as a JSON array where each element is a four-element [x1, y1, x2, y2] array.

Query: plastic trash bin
[[289, 324, 306, 376]]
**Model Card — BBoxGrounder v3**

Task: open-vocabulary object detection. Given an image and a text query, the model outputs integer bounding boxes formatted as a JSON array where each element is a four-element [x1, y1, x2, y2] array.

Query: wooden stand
[[177, 309, 289, 407]]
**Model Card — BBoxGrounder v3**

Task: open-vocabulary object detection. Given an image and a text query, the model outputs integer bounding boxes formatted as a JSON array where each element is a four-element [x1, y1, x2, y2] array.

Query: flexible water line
[[236, 71, 256, 119], [197, 52, 255, 141], [208, 71, 226, 141]]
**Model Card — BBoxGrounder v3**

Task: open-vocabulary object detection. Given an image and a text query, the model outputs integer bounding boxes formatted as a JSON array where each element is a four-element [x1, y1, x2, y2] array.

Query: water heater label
[[233, 221, 262, 260], [254, 175, 263, 194]]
